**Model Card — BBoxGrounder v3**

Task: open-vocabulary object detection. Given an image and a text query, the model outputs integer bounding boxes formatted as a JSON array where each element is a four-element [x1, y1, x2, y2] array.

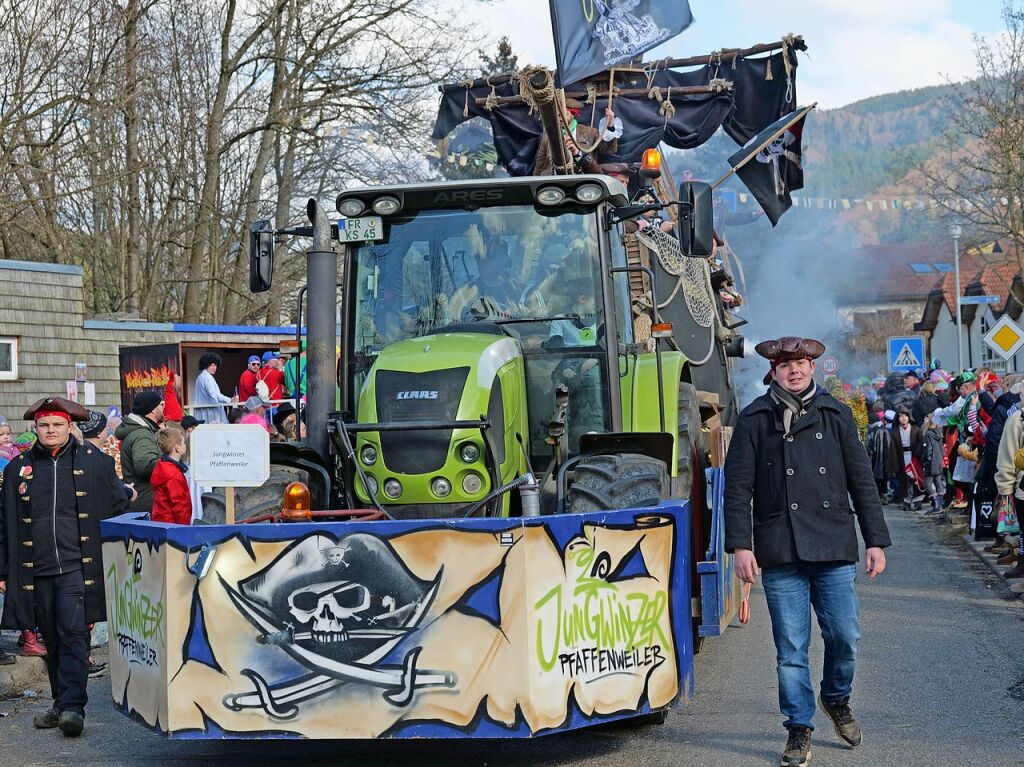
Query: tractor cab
[[347, 192, 626, 459]]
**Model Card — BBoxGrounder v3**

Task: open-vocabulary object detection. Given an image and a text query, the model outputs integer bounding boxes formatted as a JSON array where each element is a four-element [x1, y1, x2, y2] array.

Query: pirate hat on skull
[[755, 336, 825, 385]]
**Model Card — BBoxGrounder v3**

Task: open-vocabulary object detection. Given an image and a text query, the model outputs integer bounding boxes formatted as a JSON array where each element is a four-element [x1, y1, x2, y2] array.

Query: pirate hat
[[23, 396, 90, 423], [755, 336, 825, 385]]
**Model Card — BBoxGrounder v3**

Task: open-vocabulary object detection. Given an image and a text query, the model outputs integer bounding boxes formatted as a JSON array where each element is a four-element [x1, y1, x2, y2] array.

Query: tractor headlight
[[383, 478, 403, 498], [575, 183, 604, 203], [462, 472, 483, 495], [360, 445, 378, 465], [372, 195, 402, 215], [338, 198, 366, 217], [536, 186, 566, 206], [458, 442, 480, 463], [431, 477, 452, 498], [362, 475, 378, 497]]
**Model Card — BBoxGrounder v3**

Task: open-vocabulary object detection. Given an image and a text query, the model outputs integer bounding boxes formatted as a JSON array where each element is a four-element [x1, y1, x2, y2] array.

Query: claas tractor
[[97, 166, 746, 741], [236, 165, 734, 528]]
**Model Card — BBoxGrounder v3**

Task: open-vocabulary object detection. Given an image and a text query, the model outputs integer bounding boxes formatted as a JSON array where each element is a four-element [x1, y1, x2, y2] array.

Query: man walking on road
[[724, 337, 892, 767], [0, 397, 128, 737]]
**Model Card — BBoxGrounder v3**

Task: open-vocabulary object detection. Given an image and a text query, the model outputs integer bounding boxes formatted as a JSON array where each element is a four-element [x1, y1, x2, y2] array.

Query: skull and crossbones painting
[[220, 532, 456, 719], [755, 129, 802, 197]]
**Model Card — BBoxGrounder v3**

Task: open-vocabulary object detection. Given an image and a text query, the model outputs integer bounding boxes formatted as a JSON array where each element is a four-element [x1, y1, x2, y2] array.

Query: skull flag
[[726, 105, 814, 227], [549, 0, 694, 86]]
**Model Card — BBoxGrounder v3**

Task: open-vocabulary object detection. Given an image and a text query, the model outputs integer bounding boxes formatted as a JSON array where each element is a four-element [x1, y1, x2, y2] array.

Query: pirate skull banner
[[727, 106, 812, 226], [101, 505, 692, 738], [548, 0, 693, 86]]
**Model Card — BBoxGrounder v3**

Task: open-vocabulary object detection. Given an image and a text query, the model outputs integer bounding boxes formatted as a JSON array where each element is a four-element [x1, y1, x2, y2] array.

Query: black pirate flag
[[726, 105, 815, 226], [549, 0, 693, 86]]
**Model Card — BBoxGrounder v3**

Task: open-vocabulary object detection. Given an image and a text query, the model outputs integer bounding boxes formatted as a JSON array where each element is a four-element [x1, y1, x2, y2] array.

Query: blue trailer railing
[[696, 467, 741, 637]]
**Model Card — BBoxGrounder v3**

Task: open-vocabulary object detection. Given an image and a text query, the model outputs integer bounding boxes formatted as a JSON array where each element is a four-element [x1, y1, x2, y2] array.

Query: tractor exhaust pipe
[[305, 198, 337, 463]]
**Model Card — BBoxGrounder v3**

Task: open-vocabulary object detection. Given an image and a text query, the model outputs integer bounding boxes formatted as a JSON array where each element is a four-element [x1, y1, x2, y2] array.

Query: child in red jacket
[[151, 427, 192, 524]]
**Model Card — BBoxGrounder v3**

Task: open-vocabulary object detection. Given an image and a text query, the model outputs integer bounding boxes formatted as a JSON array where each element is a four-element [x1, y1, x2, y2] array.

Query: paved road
[[2, 508, 1022, 766]]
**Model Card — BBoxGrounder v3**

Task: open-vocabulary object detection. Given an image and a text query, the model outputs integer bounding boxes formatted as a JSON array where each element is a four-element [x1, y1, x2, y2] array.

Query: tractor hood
[[355, 331, 523, 509]]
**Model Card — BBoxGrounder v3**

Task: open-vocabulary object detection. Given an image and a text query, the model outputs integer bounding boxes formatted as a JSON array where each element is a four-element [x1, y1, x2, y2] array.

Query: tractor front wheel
[[566, 453, 670, 513]]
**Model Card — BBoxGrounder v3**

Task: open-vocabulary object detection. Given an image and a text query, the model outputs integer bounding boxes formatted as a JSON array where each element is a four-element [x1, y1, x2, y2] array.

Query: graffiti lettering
[[558, 645, 664, 678], [106, 552, 164, 668], [534, 585, 669, 673], [117, 632, 159, 667]]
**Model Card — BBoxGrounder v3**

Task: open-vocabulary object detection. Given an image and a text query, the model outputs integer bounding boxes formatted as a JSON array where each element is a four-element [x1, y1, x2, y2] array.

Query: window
[[909, 263, 934, 273], [933, 262, 954, 273], [0, 337, 17, 381]]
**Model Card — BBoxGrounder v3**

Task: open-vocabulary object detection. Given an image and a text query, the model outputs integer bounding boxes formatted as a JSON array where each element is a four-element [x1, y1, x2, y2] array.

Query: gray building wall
[[0, 259, 297, 431]]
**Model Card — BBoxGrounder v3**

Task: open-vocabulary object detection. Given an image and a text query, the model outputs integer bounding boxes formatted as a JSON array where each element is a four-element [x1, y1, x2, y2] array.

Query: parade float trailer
[[99, 30, 812, 738], [101, 170, 742, 738]]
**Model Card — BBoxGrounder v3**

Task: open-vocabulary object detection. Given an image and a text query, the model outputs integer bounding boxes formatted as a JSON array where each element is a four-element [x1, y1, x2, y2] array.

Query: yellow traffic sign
[[983, 315, 1024, 361]]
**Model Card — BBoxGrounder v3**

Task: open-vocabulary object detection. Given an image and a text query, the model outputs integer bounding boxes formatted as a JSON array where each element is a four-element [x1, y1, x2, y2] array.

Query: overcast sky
[[461, 0, 1006, 109]]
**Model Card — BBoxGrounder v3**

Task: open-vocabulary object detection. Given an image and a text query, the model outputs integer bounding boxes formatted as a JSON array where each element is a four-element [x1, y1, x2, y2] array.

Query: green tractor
[[232, 169, 740, 549]]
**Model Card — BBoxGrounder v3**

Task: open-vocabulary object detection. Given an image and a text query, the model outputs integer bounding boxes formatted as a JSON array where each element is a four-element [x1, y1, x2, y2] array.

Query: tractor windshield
[[351, 206, 603, 352], [350, 205, 613, 458]]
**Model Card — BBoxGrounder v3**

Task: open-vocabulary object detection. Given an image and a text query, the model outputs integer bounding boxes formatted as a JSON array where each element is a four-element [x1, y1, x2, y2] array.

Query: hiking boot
[[818, 695, 862, 747], [20, 630, 46, 656], [1004, 561, 1024, 579], [911, 501, 921, 511], [58, 710, 84, 737], [0, 650, 15, 666], [88, 659, 107, 678], [997, 549, 1018, 566], [984, 536, 1006, 552], [781, 726, 812, 766], [33, 707, 60, 729]]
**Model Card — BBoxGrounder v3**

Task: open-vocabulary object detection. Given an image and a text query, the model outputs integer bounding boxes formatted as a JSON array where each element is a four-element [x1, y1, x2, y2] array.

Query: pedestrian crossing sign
[[982, 315, 1024, 361], [887, 336, 925, 372]]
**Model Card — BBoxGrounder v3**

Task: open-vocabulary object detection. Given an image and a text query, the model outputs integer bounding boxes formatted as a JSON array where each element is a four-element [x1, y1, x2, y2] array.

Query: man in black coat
[[724, 337, 891, 767], [0, 397, 128, 737]]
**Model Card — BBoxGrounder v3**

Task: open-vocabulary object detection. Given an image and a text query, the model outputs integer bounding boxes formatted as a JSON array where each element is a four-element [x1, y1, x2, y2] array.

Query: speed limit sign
[[820, 356, 839, 375]]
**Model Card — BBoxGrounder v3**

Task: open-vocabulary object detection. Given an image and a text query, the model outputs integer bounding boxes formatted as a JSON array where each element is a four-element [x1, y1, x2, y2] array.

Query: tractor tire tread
[[567, 454, 669, 513]]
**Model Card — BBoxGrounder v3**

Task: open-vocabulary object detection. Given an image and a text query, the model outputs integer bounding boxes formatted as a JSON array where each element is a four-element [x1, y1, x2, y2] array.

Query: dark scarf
[[769, 380, 818, 435]]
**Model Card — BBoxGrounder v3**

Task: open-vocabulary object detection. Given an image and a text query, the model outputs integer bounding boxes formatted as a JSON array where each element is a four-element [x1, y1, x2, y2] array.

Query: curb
[[960, 534, 1024, 602], [908, 505, 1024, 601], [0, 654, 48, 699]]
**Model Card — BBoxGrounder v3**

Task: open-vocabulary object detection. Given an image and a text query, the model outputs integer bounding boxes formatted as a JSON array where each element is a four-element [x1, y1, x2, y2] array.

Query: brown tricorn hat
[[564, 97, 584, 110], [755, 336, 825, 384], [24, 396, 90, 423]]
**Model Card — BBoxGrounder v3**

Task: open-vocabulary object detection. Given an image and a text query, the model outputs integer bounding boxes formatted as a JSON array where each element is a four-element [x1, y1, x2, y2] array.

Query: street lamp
[[950, 221, 963, 372]]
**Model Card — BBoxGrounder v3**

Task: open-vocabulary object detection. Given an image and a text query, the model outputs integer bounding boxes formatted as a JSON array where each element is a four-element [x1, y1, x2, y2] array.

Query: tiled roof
[[833, 244, 972, 303], [836, 242, 1018, 307]]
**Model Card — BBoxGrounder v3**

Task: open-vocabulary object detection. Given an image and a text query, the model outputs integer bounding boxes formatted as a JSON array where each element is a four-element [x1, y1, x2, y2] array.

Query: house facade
[[0, 259, 301, 430]]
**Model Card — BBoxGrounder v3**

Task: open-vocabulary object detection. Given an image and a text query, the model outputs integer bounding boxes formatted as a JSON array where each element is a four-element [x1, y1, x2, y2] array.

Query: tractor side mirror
[[677, 181, 714, 257], [249, 219, 274, 293]]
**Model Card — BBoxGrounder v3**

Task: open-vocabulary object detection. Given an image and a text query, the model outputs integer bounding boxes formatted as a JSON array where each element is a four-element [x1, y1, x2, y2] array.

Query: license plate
[[337, 216, 383, 242]]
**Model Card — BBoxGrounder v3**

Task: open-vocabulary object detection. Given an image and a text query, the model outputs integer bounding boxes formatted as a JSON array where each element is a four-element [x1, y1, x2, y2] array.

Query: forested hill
[[668, 83, 955, 199]]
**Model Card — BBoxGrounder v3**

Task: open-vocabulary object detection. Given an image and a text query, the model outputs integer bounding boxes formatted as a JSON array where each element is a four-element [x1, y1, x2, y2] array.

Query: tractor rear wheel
[[566, 453, 669, 513], [200, 466, 311, 524], [676, 381, 706, 501]]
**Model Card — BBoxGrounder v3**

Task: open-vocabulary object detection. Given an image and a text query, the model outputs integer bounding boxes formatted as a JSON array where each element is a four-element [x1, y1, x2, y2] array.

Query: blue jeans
[[761, 562, 861, 730]]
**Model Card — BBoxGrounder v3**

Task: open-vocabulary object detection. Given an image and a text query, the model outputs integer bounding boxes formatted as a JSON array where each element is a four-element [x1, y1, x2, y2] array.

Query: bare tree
[[915, 1, 1024, 277]]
